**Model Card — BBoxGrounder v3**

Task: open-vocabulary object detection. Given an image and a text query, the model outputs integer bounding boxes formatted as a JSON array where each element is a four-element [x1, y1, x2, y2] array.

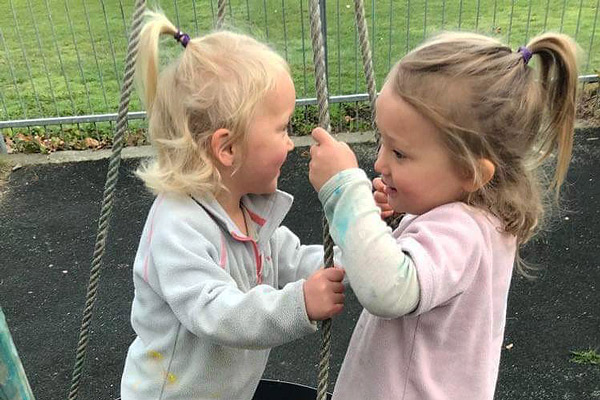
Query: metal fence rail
[[0, 0, 599, 133]]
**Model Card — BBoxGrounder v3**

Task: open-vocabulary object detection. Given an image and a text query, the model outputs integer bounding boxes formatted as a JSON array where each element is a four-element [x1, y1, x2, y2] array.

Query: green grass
[[570, 349, 600, 366], [0, 0, 599, 139]]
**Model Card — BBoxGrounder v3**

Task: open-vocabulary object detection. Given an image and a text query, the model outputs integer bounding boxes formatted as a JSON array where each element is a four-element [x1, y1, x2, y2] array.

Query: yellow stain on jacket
[[166, 372, 177, 384], [147, 350, 163, 360]]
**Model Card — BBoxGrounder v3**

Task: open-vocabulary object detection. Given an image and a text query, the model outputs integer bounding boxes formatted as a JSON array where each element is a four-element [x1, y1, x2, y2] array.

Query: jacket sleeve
[[148, 212, 316, 350], [319, 168, 420, 318], [273, 226, 324, 287]]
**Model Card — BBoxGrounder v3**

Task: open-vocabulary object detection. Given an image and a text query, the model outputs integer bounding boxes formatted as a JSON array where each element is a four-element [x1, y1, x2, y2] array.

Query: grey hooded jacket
[[121, 190, 325, 400]]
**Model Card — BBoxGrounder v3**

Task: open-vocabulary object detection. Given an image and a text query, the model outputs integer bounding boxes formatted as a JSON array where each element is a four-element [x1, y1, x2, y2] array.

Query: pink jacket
[[320, 169, 516, 400]]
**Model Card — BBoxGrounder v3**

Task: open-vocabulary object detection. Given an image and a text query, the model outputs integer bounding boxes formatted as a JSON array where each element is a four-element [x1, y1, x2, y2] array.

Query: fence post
[[0, 307, 36, 400], [0, 134, 7, 154]]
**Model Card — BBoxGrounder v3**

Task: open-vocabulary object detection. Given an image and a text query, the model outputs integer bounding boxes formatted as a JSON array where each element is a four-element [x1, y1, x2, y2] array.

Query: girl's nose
[[286, 135, 295, 152]]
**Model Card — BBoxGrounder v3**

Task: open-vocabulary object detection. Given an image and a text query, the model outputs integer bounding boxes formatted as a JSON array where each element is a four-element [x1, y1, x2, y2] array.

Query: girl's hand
[[309, 128, 359, 192], [373, 177, 395, 220], [303, 267, 345, 321]]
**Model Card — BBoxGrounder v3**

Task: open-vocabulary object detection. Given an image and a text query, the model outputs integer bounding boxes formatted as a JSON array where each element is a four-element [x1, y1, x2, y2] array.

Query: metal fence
[[0, 0, 598, 136]]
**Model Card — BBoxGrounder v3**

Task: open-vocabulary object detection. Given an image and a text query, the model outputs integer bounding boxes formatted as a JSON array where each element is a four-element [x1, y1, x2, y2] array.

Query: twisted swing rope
[[353, 0, 378, 130], [66, 0, 147, 399], [216, 0, 227, 29], [352, 0, 403, 228], [352, 0, 407, 230], [306, 0, 334, 398], [307, 0, 379, 397]]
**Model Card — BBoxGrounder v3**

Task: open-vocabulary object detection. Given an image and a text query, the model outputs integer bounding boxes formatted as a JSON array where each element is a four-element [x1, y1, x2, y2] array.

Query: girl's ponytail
[[135, 11, 178, 113], [527, 33, 579, 195]]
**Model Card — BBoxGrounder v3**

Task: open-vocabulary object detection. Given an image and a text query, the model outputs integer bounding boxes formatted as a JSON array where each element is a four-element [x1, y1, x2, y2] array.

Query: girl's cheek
[[277, 147, 289, 165], [268, 153, 287, 170], [395, 179, 413, 196]]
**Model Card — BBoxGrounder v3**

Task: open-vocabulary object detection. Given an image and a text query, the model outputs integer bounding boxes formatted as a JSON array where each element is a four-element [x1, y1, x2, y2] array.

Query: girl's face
[[236, 72, 296, 195], [374, 83, 469, 215]]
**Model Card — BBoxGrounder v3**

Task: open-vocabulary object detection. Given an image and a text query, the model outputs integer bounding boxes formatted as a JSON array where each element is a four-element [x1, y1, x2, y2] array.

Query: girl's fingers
[[333, 293, 345, 304], [373, 191, 388, 204], [381, 210, 395, 219], [332, 282, 345, 293], [311, 127, 334, 145], [373, 177, 386, 191]]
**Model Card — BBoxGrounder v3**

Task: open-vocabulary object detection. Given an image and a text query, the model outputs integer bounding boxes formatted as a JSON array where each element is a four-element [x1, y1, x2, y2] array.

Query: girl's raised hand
[[309, 127, 359, 192], [373, 177, 395, 220]]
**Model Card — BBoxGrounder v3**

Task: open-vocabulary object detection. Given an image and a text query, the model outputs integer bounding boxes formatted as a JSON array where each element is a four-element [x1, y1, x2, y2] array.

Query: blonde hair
[[135, 10, 289, 198], [388, 32, 579, 273]]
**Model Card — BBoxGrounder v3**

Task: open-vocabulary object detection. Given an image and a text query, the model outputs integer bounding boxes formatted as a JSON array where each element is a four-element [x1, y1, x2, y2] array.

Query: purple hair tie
[[174, 30, 190, 48], [518, 46, 533, 65]]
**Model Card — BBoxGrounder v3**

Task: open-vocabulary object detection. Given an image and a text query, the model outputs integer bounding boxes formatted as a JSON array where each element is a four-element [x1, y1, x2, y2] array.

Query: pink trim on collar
[[219, 233, 228, 269], [245, 208, 267, 226], [231, 231, 263, 284]]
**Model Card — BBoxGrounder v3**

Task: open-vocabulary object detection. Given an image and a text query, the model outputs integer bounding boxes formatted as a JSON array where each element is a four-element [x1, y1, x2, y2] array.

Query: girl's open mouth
[[381, 178, 397, 196], [384, 186, 397, 196]]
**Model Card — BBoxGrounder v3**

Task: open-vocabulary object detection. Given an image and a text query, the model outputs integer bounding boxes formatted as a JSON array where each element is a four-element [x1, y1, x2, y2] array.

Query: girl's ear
[[211, 128, 235, 167], [462, 158, 495, 192]]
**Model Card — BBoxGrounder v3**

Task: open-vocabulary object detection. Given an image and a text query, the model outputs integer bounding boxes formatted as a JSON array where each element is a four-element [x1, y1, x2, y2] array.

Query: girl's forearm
[[319, 169, 419, 318]]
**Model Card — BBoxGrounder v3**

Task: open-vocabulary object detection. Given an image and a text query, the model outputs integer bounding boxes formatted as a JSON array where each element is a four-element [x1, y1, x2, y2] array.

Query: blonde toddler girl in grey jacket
[[120, 11, 345, 400]]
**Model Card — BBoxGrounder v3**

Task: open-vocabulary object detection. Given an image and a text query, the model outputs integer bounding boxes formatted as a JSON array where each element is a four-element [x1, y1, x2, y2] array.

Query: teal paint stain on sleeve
[[332, 215, 350, 246], [331, 199, 357, 247]]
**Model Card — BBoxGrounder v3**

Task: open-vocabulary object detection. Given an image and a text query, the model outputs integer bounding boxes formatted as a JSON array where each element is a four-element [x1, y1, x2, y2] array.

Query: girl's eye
[[393, 150, 405, 159]]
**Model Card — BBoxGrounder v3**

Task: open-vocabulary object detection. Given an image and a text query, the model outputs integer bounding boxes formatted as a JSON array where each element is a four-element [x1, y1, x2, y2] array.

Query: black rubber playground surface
[[1, 132, 599, 399]]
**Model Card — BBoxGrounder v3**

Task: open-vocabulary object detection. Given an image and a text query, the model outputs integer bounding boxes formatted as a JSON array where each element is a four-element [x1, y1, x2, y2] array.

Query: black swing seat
[[253, 379, 332, 400], [112, 379, 332, 400]]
